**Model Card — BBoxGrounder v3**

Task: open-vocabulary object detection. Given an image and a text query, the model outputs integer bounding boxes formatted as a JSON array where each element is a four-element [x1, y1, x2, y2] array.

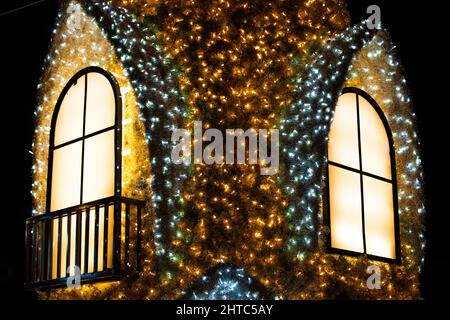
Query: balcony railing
[[25, 196, 144, 288]]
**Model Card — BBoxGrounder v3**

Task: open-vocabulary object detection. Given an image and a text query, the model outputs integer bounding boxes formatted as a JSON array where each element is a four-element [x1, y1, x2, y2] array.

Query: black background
[[0, 0, 448, 304]]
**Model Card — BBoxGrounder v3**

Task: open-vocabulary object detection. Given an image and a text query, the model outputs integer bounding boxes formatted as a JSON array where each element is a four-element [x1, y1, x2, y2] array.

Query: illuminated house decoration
[[27, 0, 425, 299]]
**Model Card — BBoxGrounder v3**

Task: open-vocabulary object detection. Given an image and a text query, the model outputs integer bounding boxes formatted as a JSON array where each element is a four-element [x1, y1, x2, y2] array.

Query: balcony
[[25, 196, 144, 289]]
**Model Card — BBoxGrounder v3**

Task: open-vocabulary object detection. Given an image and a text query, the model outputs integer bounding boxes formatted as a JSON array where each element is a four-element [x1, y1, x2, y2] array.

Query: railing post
[[84, 208, 90, 274], [24, 220, 31, 284], [113, 199, 121, 274], [45, 218, 52, 281], [93, 205, 99, 273], [33, 223, 38, 282], [136, 204, 142, 271], [57, 217, 62, 279], [75, 210, 82, 275], [66, 213, 71, 278], [103, 204, 109, 270], [39, 223, 44, 282], [124, 203, 130, 271]]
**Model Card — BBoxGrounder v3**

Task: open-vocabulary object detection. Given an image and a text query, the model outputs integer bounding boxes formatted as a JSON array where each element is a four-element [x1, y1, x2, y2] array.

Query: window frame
[[46, 66, 123, 213], [323, 87, 401, 264]]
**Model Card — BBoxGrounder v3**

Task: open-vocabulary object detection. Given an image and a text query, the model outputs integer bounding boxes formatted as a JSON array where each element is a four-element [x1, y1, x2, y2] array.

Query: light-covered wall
[[32, 1, 152, 299]]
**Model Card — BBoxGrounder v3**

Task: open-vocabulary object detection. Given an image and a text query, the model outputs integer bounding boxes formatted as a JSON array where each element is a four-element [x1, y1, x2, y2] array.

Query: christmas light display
[[30, 0, 425, 300]]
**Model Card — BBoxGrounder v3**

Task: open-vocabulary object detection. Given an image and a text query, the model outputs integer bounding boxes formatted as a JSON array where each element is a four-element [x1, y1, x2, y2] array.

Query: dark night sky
[[0, 0, 448, 300]]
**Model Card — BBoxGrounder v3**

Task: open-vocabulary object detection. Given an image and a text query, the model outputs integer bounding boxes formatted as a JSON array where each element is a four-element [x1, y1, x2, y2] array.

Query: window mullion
[[53, 126, 116, 150], [356, 93, 367, 254], [80, 75, 88, 205]]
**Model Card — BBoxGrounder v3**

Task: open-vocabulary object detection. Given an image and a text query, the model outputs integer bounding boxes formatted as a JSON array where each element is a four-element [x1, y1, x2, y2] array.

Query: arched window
[[25, 67, 144, 286], [47, 66, 122, 212], [45, 67, 123, 280], [325, 87, 400, 262]]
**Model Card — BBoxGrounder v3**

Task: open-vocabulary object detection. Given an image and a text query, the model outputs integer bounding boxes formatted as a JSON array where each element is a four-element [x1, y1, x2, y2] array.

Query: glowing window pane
[[60, 216, 68, 278], [359, 96, 392, 179], [51, 219, 59, 279], [97, 207, 105, 271], [107, 205, 114, 268], [81, 211, 86, 274], [329, 164, 364, 253], [328, 93, 360, 169], [50, 142, 82, 212], [87, 208, 96, 273], [85, 72, 116, 135], [69, 214, 77, 276], [82, 130, 115, 203], [363, 176, 396, 259], [54, 76, 85, 146]]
